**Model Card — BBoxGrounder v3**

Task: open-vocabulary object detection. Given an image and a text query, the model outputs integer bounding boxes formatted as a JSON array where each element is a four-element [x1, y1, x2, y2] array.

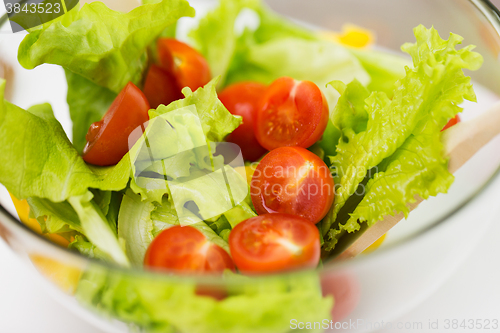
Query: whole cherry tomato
[[219, 82, 268, 161], [157, 38, 211, 92], [143, 64, 183, 109]]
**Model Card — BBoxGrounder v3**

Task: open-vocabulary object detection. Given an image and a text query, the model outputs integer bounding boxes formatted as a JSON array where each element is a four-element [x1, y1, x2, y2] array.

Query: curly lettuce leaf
[[18, 0, 195, 93], [0, 80, 130, 202], [321, 26, 483, 250], [76, 265, 332, 333], [131, 78, 242, 202]]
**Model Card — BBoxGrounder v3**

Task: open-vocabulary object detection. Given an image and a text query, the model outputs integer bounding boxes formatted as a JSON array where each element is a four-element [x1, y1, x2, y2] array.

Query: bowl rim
[[0, 0, 500, 285]]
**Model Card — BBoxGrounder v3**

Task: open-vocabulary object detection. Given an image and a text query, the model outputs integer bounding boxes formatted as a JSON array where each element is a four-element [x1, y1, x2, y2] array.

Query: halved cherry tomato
[[255, 77, 329, 150], [157, 38, 211, 91], [442, 114, 461, 131], [83, 82, 150, 166], [144, 226, 235, 274], [219, 82, 268, 161], [229, 214, 320, 274], [143, 64, 183, 109], [251, 147, 334, 224]]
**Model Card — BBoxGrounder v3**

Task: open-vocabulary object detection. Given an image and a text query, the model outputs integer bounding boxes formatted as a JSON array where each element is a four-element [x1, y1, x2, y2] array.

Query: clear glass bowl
[[1, 0, 500, 332]]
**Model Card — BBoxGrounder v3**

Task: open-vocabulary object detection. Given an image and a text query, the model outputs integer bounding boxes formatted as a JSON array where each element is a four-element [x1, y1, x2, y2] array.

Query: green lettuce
[[76, 265, 332, 333], [118, 190, 235, 266], [0, 80, 130, 202], [131, 78, 242, 202], [27, 197, 82, 234], [321, 26, 483, 251], [190, 0, 369, 101], [18, 0, 195, 93], [349, 48, 411, 96], [69, 191, 129, 266], [190, 0, 259, 85]]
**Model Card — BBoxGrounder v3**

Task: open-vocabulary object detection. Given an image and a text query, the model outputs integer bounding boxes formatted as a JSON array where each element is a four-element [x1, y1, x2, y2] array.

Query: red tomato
[[250, 147, 334, 224], [157, 38, 211, 92], [321, 272, 361, 322], [219, 82, 269, 161], [143, 64, 183, 109], [229, 214, 320, 274], [442, 114, 461, 131], [144, 226, 235, 274], [83, 82, 150, 166], [255, 77, 329, 150]]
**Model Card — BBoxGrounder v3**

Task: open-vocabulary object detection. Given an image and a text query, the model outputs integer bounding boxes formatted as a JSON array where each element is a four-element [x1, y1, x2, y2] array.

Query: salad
[[0, 0, 483, 331]]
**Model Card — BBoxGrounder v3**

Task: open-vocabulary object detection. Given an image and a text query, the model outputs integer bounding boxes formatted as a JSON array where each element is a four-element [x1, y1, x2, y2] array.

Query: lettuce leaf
[[189, 0, 259, 86], [18, 0, 195, 93], [131, 78, 242, 202], [349, 48, 411, 96], [76, 265, 332, 333], [118, 190, 233, 266], [27, 197, 82, 234], [190, 0, 369, 101], [321, 26, 483, 251], [227, 37, 370, 90], [0, 80, 130, 202], [69, 191, 129, 266]]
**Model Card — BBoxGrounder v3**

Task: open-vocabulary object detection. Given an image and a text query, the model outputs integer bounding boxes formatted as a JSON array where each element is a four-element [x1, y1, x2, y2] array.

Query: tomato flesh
[[144, 226, 235, 274], [143, 64, 183, 109], [157, 38, 211, 92], [219, 82, 269, 161], [229, 214, 320, 274], [442, 114, 461, 131], [83, 82, 150, 166], [251, 147, 334, 224], [255, 77, 329, 150]]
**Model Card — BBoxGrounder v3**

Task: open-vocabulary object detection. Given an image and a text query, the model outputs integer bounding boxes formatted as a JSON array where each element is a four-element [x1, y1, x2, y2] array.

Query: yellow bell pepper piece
[[363, 233, 387, 254], [9, 193, 70, 247], [320, 24, 375, 48], [30, 254, 82, 295]]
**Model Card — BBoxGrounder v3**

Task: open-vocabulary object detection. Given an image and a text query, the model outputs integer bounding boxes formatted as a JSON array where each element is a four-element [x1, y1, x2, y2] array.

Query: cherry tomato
[[250, 147, 334, 224], [321, 272, 361, 322], [229, 214, 320, 274], [219, 82, 269, 161], [144, 226, 235, 274], [255, 77, 329, 150], [157, 38, 211, 92], [83, 82, 150, 166], [143, 64, 183, 109], [442, 114, 461, 131]]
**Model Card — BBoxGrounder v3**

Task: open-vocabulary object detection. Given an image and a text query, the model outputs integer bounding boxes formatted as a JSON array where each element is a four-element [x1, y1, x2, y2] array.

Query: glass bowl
[[1, 0, 500, 332]]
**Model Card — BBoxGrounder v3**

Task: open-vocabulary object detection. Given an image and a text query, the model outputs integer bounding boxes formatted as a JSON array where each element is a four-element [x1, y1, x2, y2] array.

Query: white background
[[1, 1, 500, 332]]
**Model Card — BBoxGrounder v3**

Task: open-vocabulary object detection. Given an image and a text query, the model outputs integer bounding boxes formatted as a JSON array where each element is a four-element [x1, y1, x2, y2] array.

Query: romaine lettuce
[[0, 80, 130, 202]]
